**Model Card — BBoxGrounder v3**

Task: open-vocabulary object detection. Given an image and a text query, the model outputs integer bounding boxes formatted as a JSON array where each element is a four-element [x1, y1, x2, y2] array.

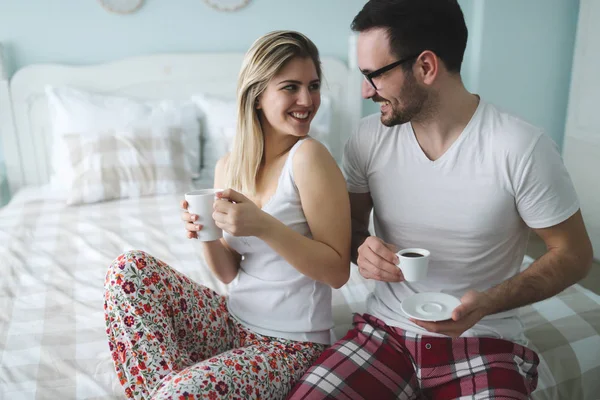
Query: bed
[[1, 41, 599, 400]]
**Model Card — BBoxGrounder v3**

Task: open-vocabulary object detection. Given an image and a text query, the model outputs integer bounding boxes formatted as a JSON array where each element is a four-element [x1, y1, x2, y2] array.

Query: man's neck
[[411, 82, 480, 161]]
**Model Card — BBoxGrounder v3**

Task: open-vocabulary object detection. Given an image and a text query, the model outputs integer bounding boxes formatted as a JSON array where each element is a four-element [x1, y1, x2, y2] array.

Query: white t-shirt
[[343, 100, 580, 344]]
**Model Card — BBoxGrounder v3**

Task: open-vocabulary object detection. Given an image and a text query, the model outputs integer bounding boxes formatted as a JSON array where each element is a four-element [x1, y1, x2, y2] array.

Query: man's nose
[[362, 79, 376, 99]]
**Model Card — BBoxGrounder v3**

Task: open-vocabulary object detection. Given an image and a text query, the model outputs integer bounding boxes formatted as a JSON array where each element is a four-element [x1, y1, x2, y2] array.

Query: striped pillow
[[62, 127, 192, 205]]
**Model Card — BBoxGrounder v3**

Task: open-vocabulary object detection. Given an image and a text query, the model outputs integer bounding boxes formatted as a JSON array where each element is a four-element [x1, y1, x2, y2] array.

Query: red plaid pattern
[[288, 313, 540, 400]]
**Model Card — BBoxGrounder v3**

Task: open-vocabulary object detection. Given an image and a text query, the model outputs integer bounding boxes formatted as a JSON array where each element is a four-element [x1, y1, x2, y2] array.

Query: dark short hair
[[351, 0, 468, 73]]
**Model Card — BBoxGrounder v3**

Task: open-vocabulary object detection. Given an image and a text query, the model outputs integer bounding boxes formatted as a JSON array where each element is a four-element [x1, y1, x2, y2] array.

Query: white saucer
[[401, 292, 461, 322]]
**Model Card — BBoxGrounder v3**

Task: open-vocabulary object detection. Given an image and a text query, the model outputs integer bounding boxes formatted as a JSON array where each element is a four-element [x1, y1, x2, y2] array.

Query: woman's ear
[[255, 98, 261, 110]]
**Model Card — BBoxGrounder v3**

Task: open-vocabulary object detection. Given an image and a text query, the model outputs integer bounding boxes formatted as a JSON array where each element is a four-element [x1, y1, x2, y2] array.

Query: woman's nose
[[297, 88, 313, 106]]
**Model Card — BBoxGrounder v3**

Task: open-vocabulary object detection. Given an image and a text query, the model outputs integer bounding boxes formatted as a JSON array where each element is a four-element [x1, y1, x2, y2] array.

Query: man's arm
[[350, 192, 403, 282], [344, 129, 401, 281], [349, 192, 373, 264], [484, 210, 593, 314], [411, 210, 593, 337]]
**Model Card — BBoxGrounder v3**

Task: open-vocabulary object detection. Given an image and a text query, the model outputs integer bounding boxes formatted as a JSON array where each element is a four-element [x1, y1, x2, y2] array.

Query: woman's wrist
[[256, 212, 278, 240], [201, 238, 224, 249]]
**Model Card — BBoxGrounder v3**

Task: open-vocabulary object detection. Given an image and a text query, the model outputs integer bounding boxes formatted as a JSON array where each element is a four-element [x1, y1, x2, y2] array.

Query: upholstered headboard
[[0, 36, 362, 195]]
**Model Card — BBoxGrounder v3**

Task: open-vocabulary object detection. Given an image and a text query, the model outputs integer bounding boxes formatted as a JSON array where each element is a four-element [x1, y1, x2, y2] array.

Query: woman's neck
[[261, 127, 301, 165]]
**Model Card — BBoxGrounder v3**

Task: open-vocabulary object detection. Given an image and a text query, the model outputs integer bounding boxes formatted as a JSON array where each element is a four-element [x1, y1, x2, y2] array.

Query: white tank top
[[224, 138, 333, 344]]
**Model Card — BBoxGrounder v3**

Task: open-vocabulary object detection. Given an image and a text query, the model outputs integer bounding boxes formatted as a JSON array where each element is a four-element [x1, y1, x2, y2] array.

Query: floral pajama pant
[[104, 250, 326, 400]]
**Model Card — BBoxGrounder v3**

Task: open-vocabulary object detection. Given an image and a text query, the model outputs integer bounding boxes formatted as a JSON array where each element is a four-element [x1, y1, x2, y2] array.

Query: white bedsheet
[[1, 187, 599, 399], [1, 187, 226, 399]]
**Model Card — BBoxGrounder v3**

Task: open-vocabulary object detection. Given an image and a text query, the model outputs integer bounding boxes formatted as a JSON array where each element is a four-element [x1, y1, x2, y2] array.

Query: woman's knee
[[105, 250, 163, 292], [151, 367, 231, 399]]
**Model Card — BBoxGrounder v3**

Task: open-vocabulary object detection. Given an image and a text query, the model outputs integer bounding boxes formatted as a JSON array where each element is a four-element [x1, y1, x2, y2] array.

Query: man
[[288, 0, 593, 398]]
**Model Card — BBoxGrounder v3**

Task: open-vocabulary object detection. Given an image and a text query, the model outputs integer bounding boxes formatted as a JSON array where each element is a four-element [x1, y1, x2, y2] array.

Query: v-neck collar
[[408, 98, 484, 166]]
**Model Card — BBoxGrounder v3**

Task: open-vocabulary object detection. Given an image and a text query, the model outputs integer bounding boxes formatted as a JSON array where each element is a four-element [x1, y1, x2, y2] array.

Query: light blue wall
[[464, 0, 580, 149], [0, 0, 368, 163], [0, 0, 581, 164], [0, 0, 365, 74]]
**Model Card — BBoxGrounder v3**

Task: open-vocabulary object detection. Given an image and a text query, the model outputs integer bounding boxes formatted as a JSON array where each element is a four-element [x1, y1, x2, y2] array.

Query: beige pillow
[[62, 127, 191, 205]]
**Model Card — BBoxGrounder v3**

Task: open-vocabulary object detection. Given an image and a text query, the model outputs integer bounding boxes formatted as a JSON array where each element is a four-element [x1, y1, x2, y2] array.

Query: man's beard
[[376, 73, 428, 127]]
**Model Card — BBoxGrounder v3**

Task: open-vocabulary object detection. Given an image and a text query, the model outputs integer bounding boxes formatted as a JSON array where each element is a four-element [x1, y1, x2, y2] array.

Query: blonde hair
[[225, 30, 322, 195]]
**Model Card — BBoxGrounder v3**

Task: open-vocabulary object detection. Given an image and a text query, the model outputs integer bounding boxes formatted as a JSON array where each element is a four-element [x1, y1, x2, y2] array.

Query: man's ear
[[415, 50, 439, 86]]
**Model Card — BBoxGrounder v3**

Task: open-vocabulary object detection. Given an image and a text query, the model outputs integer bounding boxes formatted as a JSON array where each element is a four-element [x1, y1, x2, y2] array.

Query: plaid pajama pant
[[287, 313, 539, 400]]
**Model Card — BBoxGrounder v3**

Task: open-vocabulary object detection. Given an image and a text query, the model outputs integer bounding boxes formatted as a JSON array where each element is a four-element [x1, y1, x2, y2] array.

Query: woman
[[104, 30, 351, 399]]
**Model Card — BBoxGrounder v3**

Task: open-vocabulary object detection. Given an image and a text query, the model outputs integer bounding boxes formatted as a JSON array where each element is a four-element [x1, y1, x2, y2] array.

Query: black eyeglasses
[[362, 53, 420, 90]]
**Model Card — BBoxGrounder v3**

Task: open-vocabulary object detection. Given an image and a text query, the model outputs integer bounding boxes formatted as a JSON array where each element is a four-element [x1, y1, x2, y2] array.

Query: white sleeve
[[514, 133, 580, 229], [342, 129, 370, 194]]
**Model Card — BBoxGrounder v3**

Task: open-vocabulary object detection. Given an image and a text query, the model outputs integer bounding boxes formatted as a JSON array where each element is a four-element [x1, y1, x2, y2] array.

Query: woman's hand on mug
[[212, 189, 269, 237], [180, 200, 203, 239]]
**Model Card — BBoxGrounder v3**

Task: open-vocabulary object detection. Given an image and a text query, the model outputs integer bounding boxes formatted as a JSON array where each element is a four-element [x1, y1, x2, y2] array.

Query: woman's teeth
[[291, 112, 309, 119]]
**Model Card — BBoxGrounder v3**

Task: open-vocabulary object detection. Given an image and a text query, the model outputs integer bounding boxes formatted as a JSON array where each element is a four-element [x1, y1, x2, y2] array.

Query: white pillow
[[191, 93, 334, 171], [46, 86, 201, 191], [61, 127, 192, 205], [191, 94, 237, 172]]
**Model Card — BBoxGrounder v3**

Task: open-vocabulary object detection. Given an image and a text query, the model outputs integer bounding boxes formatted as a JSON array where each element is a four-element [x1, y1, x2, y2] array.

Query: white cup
[[396, 248, 430, 282], [184, 189, 223, 242]]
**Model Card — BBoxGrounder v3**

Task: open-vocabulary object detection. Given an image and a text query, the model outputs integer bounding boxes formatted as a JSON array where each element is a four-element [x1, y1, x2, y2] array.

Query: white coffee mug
[[396, 248, 430, 282], [184, 189, 223, 242]]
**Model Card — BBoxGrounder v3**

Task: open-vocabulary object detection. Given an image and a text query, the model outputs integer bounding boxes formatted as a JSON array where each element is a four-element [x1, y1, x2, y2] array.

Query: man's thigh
[[287, 316, 420, 400], [427, 369, 536, 400], [420, 335, 539, 400]]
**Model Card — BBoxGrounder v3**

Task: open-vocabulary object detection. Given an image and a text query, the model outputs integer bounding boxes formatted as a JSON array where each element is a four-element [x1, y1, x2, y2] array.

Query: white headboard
[[0, 36, 362, 195]]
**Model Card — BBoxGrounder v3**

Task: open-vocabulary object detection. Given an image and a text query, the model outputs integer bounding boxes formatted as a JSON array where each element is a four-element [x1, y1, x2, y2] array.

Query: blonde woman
[[104, 30, 351, 400]]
